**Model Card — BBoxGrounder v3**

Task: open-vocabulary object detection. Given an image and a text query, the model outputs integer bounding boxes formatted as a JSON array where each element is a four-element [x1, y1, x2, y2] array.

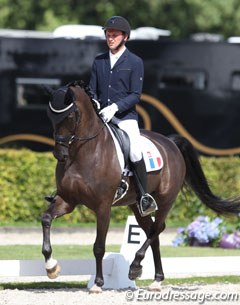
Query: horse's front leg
[[41, 195, 75, 279], [89, 207, 111, 293]]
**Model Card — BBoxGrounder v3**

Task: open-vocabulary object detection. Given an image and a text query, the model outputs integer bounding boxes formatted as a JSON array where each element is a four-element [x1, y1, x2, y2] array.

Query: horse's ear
[[64, 87, 75, 105], [42, 85, 54, 99]]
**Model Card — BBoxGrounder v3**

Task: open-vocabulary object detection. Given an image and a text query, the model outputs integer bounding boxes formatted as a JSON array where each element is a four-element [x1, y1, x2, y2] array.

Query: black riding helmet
[[102, 16, 131, 39]]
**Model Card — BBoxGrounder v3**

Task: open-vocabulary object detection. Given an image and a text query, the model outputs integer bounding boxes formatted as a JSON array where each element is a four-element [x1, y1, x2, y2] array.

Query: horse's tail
[[169, 134, 240, 215]]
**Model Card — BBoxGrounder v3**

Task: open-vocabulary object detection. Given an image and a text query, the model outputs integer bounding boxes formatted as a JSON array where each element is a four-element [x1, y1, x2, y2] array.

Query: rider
[[89, 16, 157, 216]]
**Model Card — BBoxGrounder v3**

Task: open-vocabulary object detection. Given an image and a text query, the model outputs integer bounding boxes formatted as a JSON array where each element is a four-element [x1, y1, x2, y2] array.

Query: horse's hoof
[[89, 284, 102, 293], [148, 280, 162, 291], [128, 265, 142, 280], [46, 264, 61, 279]]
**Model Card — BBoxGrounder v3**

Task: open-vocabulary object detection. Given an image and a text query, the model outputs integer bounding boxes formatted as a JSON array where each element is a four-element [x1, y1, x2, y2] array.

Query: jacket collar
[[110, 48, 129, 69]]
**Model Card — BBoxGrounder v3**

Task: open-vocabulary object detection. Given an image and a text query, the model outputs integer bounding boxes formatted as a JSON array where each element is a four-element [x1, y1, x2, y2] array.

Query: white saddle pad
[[142, 136, 163, 172], [106, 124, 163, 175]]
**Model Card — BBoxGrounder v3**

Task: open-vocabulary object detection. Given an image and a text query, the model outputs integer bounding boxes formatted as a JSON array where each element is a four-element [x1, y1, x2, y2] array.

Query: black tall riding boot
[[131, 158, 157, 216]]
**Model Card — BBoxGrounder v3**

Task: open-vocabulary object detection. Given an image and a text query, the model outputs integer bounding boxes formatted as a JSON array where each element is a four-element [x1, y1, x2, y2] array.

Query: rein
[[55, 126, 105, 146], [73, 123, 106, 142]]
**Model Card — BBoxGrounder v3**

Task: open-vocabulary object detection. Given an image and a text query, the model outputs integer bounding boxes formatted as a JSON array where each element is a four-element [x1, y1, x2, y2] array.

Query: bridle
[[54, 102, 106, 148]]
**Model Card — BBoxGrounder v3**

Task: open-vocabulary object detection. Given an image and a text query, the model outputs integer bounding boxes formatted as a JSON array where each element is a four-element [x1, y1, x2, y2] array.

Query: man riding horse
[[89, 16, 157, 216], [42, 17, 240, 292]]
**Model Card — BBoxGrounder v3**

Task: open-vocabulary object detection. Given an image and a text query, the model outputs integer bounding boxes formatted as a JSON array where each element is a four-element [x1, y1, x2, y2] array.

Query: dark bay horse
[[42, 81, 240, 292]]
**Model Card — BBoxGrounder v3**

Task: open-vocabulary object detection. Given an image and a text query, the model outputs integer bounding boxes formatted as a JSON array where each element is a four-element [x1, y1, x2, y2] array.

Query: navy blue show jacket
[[89, 48, 144, 121]]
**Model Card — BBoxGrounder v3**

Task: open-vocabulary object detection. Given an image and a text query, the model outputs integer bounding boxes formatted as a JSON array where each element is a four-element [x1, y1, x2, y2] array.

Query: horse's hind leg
[[128, 204, 165, 290], [41, 195, 75, 279]]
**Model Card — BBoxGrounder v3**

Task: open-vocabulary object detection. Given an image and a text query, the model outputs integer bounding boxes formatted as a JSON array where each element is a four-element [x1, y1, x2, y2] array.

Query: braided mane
[[67, 80, 94, 99], [67, 80, 99, 112]]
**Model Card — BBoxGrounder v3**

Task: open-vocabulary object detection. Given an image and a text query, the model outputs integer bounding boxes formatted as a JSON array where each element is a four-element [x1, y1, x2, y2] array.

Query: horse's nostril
[[53, 147, 69, 162]]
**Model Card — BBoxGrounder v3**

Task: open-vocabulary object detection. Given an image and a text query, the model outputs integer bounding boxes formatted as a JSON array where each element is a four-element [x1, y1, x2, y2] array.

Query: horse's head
[[45, 81, 101, 162], [45, 83, 79, 162]]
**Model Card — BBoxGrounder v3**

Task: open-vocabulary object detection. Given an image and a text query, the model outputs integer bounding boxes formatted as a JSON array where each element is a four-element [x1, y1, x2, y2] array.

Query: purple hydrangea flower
[[172, 215, 226, 247]]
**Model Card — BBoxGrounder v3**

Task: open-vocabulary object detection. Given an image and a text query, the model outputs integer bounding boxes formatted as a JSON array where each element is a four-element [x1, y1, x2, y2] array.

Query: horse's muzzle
[[53, 144, 69, 162]]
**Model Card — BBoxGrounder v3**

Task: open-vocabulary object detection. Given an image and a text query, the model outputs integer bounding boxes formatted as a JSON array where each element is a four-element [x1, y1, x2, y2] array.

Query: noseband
[[53, 108, 80, 148], [54, 134, 76, 147]]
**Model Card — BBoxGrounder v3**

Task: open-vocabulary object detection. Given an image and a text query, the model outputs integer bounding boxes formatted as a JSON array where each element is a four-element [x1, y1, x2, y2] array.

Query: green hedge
[[0, 149, 240, 225]]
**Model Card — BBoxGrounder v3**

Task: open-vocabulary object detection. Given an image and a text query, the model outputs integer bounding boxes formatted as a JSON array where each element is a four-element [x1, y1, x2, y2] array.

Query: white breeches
[[114, 118, 143, 162]]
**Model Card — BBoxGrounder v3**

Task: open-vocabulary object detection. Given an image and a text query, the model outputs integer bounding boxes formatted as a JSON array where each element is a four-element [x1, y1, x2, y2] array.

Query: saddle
[[108, 123, 131, 203], [109, 123, 130, 166], [107, 122, 163, 204], [108, 123, 163, 174]]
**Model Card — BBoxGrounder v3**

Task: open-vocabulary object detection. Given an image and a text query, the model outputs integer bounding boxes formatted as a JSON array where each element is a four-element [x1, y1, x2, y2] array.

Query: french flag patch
[[147, 151, 155, 169], [147, 151, 162, 169], [142, 136, 163, 172]]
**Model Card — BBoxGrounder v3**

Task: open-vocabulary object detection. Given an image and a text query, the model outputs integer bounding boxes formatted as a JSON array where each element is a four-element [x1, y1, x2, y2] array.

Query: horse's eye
[[67, 112, 76, 131], [68, 112, 75, 120], [68, 113, 76, 124]]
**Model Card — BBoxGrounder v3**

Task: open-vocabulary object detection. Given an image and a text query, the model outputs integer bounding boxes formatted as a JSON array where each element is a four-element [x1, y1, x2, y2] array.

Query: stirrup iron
[[138, 193, 157, 217], [113, 179, 129, 204]]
